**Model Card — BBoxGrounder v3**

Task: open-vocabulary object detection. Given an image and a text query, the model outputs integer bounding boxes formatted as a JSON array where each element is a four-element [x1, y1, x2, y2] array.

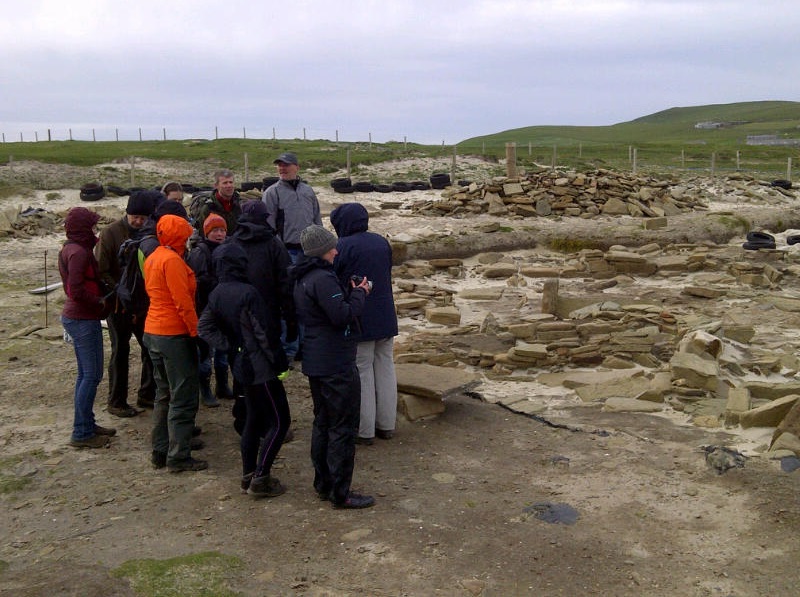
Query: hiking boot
[[69, 435, 110, 449], [355, 436, 374, 446], [332, 492, 375, 510], [375, 429, 394, 440], [168, 457, 208, 473], [107, 404, 138, 418], [200, 376, 220, 408], [151, 451, 167, 469], [192, 425, 202, 437], [190, 437, 205, 451], [136, 397, 154, 409], [94, 424, 117, 437], [247, 475, 286, 498], [241, 472, 254, 493]]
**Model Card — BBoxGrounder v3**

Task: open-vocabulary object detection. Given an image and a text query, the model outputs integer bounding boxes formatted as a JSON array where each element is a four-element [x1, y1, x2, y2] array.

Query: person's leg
[[241, 383, 268, 477], [322, 367, 360, 504], [213, 349, 233, 399], [373, 337, 398, 436], [132, 318, 156, 406], [355, 341, 377, 439], [254, 378, 291, 477], [280, 248, 302, 361], [144, 333, 171, 463], [197, 341, 219, 407], [63, 317, 104, 441], [160, 336, 200, 467], [106, 311, 134, 412], [308, 376, 332, 497]]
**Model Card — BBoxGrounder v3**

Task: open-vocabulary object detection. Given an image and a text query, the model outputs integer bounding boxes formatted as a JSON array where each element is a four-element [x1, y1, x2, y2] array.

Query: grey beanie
[[300, 225, 337, 257]]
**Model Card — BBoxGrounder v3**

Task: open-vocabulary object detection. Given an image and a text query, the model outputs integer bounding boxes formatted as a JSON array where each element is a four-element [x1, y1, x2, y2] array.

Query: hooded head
[[156, 214, 193, 255], [64, 206, 100, 248], [330, 202, 368, 238], [212, 241, 249, 283], [241, 199, 268, 222], [154, 198, 188, 220], [300, 224, 337, 258]]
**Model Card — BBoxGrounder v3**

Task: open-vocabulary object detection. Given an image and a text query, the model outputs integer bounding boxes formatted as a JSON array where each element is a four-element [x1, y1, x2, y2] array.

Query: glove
[[194, 336, 210, 362], [285, 321, 298, 344]]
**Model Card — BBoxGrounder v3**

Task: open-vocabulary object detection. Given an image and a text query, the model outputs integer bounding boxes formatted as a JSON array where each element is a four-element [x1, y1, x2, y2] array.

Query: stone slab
[[395, 363, 479, 400]]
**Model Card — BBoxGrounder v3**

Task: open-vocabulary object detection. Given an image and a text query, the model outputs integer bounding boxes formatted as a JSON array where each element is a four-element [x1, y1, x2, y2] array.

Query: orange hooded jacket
[[144, 215, 198, 336]]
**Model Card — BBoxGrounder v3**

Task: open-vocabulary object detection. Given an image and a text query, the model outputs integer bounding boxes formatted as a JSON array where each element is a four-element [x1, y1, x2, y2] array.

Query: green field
[[2, 101, 799, 181]]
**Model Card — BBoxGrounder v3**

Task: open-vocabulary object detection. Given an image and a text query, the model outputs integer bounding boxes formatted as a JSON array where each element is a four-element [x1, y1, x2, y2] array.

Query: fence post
[[551, 145, 557, 169], [19, 132, 23, 142], [69, 128, 73, 141], [47, 129, 51, 142], [35, 132, 39, 142], [130, 156, 136, 187], [710, 152, 716, 177], [369, 132, 372, 150], [528, 141, 532, 156], [335, 130, 339, 143], [244, 152, 249, 182], [215, 126, 218, 140], [788, 157, 793, 181], [628, 145, 632, 162], [681, 149, 685, 169], [303, 127, 306, 141], [578, 143, 582, 158], [346, 149, 351, 179], [138, 127, 142, 142], [505, 142, 517, 178], [163, 128, 167, 141], [92, 129, 96, 142], [736, 150, 740, 170], [632, 148, 638, 174], [115, 128, 119, 142], [451, 145, 457, 183]]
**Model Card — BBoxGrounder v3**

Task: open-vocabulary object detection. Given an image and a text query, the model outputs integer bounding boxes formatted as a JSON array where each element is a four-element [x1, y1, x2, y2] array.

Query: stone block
[[426, 306, 461, 325], [739, 395, 800, 429], [642, 217, 667, 230], [670, 352, 719, 391], [398, 392, 446, 421]]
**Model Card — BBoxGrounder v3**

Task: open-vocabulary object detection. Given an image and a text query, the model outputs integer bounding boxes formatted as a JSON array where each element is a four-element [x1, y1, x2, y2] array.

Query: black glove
[[194, 336, 210, 362], [285, 321, 298, 343]]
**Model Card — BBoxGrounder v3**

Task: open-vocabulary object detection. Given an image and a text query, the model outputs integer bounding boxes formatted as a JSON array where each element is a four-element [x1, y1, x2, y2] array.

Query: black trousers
[[107, 311, 155, 408], [308, 366, 360, 503], [241, 378, 291, 478]]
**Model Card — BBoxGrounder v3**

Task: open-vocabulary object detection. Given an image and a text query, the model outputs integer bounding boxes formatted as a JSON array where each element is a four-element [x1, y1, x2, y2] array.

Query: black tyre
[[787, 234, 800, 245], [458, 179, 472, 187], [430, 173, 451, 189], [374, 184, 393, 193], [334, 185, 355, 194], [746, 231, 775, 243], [353, 181, 375, 192], [771, 179, 792, 190], [392, 181, 412, 192], [79, 182, 105, 202], [240, 182, 261, 192], [181, 183, 198, 194], [742, 241, 776, 250], [105, 185, 129, 197], [262, 176, 280, 189], [330, 177, 352, 189], [410, 181, 431, 191]]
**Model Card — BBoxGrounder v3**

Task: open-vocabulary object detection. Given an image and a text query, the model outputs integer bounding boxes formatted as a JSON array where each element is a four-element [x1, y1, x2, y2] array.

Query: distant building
[[746, 135, 800, 146]]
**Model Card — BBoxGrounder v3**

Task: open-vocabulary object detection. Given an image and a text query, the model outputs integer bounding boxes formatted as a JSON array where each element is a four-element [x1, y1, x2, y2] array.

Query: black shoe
[[333, 492, 375, 509], [69, 435, 110, 449], [190, 437, 205, 450], [136, 397, 155, 409], [375, 429, 394, 440], [192, 425, 202, 437], [168, 457, 208, 473], [247, 475, 286, 498], [355, 436, 374, 446], [317, 491, 331, 501], [94, 424, 117, 437], [151, 451, 167, 469], [107, 405, 138, 418], [241, 472, 254, 493]]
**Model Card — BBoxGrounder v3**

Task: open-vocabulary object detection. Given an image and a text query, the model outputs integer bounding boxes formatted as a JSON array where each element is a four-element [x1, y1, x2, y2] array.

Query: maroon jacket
[[58, 207, 106, 320]]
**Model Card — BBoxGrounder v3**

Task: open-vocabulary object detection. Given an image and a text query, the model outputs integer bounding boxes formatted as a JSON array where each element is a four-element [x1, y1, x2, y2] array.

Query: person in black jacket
[[290, 224, 374, 509], [198, 243, 290, 498]]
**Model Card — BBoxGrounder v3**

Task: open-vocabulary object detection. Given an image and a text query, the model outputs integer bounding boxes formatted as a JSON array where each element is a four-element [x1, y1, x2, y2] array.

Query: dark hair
[[161, 181, 183, 195]]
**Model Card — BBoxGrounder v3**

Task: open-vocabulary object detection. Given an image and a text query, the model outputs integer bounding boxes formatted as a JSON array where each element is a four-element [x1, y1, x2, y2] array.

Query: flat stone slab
[[457, 287, 505, 300], [395, 363, 479, 400], [602, 398, 665, 413], [537, 369, 644, 389]]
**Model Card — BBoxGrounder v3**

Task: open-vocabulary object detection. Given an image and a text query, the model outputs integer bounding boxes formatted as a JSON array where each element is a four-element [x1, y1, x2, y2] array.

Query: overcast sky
[[1, 0, 798, 144]]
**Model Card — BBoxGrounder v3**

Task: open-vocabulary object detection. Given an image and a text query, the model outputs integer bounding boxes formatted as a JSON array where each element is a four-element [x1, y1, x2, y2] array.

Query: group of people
[[58, 152, 399, 509]]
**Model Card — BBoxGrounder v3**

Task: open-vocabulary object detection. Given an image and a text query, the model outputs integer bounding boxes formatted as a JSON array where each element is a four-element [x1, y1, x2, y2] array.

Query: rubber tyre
[[353, 181, 375, 192], [79, 182, 105, 202], [458, 180, 472, 187], [330, 177, 352, 190], [374, 184, 393, 193], [105, 185, 129, 197], [742, 241, 776, 250], [746, 231, 775, 243], [392, 181, 412, 192], [181, 183, 198, 194], [240, 182, 261, 192], [262, 176, 280, 189], [334, 185, 355, 194], [787, 234, 800, 245], [410, 181, 431, 191], [771, 179, 792, 190]]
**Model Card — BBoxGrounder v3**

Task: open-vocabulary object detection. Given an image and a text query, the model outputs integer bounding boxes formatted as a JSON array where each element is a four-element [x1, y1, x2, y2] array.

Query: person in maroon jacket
[[58, 207, 116, 448]]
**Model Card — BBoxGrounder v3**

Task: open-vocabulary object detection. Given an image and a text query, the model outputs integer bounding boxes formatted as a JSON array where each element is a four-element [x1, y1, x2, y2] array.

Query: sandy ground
[[1, 162, 800, 596]]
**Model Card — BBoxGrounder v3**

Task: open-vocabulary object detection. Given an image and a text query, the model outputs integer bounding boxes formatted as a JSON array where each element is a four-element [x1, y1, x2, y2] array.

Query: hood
[[288, 253, 329, 283], [213, 242, 249, 283], [233, 217, 276, 243], [64, 207, 100, 248], [330, 202, 368, 238], [156, 214, 194, 254]]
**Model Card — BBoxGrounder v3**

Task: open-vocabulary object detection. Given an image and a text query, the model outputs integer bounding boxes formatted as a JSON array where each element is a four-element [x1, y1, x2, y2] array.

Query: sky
[[1, 0, 798, 145]]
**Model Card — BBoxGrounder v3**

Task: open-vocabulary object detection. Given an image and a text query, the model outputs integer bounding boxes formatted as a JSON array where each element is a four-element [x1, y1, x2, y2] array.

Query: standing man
[[96, 190, 159, 417], [331, 202, 398, 445], [263, 152, 321, 361], [195, 169, 242, 237]]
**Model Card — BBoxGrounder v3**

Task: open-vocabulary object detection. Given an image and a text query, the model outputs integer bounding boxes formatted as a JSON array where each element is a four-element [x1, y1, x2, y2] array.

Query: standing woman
[[58, 207, 116, 448], [143, 214, 206, 473]]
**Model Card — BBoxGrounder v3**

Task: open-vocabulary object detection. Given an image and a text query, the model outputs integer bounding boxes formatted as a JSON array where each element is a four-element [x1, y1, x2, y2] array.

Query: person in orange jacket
[[143, 214, 206, 473]]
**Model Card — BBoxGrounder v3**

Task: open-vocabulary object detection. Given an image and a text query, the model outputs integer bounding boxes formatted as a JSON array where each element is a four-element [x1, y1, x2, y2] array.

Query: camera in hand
[[350, 275, 373, 291]]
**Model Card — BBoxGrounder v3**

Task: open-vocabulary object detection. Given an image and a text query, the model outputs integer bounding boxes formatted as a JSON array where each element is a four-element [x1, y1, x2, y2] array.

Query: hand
[[285, 321, 298, 343]]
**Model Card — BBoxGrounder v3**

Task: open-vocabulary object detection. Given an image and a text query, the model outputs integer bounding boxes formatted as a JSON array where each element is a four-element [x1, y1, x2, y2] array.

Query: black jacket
[[198, 243, 277, 385], [229, 214, 295, 372], [289, 255, 367, 377], [186, 238, 222, 314]]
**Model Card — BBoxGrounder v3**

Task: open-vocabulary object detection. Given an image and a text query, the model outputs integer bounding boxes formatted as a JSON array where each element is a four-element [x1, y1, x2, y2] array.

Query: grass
[[112, 551, 243, 597], [0, 454, 36, 495], [2, 101, 798, 183]]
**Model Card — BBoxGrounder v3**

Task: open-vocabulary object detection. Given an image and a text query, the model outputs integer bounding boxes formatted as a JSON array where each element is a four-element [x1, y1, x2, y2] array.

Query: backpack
[[115, 236, 150, 320], [189, 191, 214, 229]]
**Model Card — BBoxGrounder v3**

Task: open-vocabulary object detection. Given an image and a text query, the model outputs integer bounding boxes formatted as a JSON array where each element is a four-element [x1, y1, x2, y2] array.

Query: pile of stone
[[408, 169, 792, 219]]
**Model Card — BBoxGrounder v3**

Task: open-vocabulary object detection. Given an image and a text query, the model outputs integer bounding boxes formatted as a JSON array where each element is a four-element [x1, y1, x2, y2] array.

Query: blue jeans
[[198, 347, 229, 379], [62, 316, 104, 441], [282, 248, 303, 361]]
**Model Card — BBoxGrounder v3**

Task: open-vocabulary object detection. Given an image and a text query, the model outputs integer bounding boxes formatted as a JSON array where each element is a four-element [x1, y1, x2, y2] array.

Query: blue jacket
[[289, 255, 367, 377], [330, 203, 398, 341]]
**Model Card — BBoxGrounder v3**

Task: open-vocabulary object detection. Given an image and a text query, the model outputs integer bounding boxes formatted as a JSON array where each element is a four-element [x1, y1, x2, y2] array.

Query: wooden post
[[346, 149, 351, 179], [69, 128, 73, 141], [505, 142, 517, 178], [2, 133, 5, 143], [632, 148, 638, 174], [335, 130, 339, 143], [272, 127, 276, 141], [788, 157, 793, 181], [47, 129, 51, 142], [130, 156, 136, 187], [403, 136, 407, 150], [92, 129, 96, 142], [369, 132, 372, 150], [481, 141, 485, 154], [138, 127, 142, 142], [215, 126, 218, 140], [35, 131, 38, 142], [681, 149, 685, 169], [628, 145, 632, 162], [578, 143, 582, 158], [19, 132, 23, 142], [163, 127, 167, 141], [736, 150, 741, 170], [710, 152, 716, 177], [528, 141, 532, 156], [244, 152, 249, 182], [551, 145, 557, 169], [44, 250, 49, 327], [243, 126, 247, 139], [302, 127, 306, 141], [115, 128, 119, 142], [451, 145, 457, 184]]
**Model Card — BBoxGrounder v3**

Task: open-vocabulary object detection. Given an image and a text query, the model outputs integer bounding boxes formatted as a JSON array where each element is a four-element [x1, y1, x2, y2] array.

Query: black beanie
[[154, 199, 188, 220], [126, 190, 158, 216]]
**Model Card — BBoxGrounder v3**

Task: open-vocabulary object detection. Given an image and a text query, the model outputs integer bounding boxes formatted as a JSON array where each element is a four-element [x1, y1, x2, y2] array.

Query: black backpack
[[115, 237, 151, 320], [189, 191, 214, 229]]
